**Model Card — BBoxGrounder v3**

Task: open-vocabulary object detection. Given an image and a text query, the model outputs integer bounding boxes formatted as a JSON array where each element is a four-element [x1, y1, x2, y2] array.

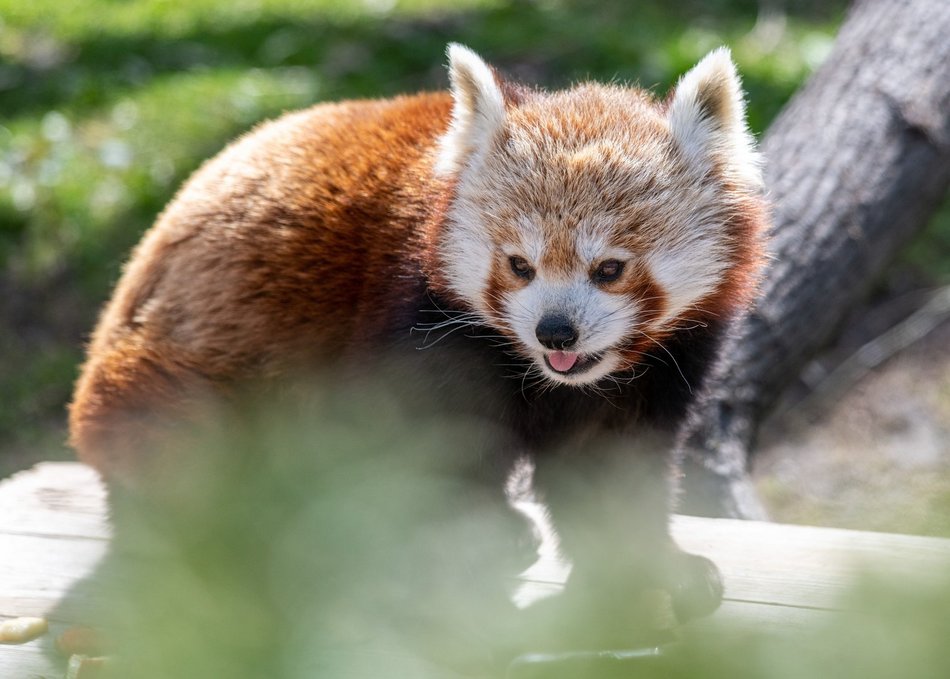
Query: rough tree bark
[[676, 0, 950, 518]]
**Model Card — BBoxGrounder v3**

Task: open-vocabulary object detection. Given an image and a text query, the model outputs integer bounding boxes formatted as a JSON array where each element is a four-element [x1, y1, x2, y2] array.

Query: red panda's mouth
[[543, 351, 604, 376]]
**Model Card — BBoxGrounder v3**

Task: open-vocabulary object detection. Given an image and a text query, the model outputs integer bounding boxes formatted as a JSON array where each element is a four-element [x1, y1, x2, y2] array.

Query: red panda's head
[[432, 44, 768, 386]]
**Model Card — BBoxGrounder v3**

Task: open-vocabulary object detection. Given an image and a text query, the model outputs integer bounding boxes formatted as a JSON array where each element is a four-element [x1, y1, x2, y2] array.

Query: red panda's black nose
[[536, 315, 578, 350]]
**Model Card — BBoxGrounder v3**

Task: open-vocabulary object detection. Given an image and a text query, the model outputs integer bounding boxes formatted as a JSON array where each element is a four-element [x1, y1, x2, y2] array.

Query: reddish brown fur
[[70, 93, 457, 479]]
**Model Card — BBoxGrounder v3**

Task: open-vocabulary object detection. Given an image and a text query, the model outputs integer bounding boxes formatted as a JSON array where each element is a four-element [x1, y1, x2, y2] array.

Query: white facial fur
[[434, 45, 762, 386], [504, 273, 632, 384]]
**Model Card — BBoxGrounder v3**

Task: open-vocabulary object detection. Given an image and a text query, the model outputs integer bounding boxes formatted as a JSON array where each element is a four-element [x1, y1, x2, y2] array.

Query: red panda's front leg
[[526, 430, 722, 650]]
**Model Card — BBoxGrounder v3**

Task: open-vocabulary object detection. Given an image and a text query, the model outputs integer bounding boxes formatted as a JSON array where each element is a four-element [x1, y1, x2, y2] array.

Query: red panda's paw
[[501, 579, 676, 662], [664, 552, 724, 623]]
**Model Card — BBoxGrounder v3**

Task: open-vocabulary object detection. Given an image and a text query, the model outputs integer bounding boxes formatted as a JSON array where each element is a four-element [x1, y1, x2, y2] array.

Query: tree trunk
[[676, 0, 950, 518]]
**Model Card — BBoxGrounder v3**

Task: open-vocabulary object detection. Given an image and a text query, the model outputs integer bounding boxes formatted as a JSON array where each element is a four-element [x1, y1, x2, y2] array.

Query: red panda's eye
[[593, 259, 624, 284], [509, 256, 535, 281]]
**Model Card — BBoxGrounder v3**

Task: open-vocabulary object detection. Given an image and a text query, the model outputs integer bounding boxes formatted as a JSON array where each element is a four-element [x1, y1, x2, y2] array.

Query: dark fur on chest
[[377, 291, 726, 459]]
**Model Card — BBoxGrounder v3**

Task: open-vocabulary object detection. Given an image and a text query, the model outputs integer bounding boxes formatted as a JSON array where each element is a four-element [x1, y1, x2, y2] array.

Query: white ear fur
[[434, 43, 507, 177], [668, 47, 762, 188]]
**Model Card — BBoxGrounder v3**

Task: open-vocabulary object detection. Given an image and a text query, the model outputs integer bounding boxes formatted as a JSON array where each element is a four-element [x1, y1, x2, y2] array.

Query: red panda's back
[[70, 92, 453, 477]]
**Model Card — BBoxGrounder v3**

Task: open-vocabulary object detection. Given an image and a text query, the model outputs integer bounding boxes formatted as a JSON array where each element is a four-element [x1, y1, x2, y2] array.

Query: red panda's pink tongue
[[548, 351, 579, 372]]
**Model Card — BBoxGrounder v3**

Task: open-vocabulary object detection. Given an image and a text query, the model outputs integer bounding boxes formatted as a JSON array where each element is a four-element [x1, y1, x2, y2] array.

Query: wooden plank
[[5, 463, 950, 617], [0, 533, 110, 622], [0, 466, 109, 678], [0, 463, 110, 540], [685, 600, 836, 635], [516, 512, 950, 612], [672, 514, 950, 610], [2, 462, 950, 677], [0, 632, 60, 679]]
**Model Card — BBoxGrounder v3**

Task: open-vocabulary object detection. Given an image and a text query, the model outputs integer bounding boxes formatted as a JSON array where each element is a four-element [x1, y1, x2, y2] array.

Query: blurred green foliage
[[665, 571, 950, 679], [56, 384, 950, 678], [0, 0, 854, 476], [89, 384, 523, 678]]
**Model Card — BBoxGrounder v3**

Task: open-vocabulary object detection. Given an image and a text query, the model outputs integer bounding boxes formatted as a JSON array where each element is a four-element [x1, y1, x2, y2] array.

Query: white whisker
[[635, 328, 692, 394]]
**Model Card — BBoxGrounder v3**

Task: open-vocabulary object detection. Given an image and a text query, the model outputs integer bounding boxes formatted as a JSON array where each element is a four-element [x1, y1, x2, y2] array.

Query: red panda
[[69, 44, 767, 649]]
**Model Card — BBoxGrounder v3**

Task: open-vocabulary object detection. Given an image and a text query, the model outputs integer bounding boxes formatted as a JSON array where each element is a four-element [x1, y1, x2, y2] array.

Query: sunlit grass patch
[[1, 67, 321, 289], [0, 0, 501, 40]]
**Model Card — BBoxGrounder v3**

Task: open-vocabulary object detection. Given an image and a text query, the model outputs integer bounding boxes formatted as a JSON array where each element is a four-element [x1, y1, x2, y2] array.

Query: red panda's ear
[[435, 43, 507, 177], [668, 47, 762, 189]]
